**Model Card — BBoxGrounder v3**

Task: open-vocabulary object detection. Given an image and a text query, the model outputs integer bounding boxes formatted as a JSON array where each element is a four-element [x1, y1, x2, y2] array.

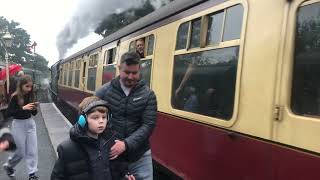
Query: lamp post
[[1, 29, 13, 94], [31, 41, 37, 84]]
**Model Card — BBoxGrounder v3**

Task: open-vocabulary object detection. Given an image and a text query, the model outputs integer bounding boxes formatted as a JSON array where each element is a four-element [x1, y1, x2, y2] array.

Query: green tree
[[0, 17, 31, 64], [0, 16, 49, 76]]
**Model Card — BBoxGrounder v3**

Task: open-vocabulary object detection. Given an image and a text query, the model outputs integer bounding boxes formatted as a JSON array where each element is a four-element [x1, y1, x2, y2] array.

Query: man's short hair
[[0, 133, 16, 151], [136, 38, 145, 44], [120, 52, 140, 66]]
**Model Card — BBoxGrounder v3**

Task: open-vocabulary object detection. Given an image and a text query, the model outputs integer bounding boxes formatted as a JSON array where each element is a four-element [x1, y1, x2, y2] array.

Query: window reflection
[[140, 59, 152, 87], [176, 22, 189, 50], [190, 18, 201, 48], [172, 46, 239, 120], [74, 70, 80, 88], [63, 70, 67, 85], [102, 65, 116, 85], [223, 5, 243, 41], [68, 71, 73, 86], [292, 2, 320, 117], [87, 68, 97, 91], [207, 11, 224, 45], [147, 35, 154, 56]]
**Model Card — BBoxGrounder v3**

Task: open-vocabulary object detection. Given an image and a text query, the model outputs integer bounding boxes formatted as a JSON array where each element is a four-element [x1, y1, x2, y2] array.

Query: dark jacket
[[95, 77, 157, 162], [7, 94, 37, 119], [51, 124, 128, 180]]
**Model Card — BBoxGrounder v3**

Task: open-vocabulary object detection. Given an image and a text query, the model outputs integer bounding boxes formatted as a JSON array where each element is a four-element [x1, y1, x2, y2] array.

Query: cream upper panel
[[151, 0, 287, 141]]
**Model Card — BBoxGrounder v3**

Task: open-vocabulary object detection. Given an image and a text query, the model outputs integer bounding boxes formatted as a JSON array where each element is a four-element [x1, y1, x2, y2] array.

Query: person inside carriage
[[135, 38, 145, 58]]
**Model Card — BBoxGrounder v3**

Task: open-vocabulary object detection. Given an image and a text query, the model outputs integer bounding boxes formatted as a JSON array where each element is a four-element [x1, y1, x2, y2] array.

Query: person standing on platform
[[96, 52, 157, 180], [3, 75, 39, 180]]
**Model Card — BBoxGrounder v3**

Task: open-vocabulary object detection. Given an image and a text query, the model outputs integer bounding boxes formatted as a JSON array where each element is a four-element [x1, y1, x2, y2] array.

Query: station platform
[[0, 102, 71, 180]]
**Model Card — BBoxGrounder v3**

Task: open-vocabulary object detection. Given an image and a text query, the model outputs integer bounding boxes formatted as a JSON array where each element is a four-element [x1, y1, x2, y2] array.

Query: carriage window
[[102, 65, 116, 85], [140, 59, 152, 87], [147, 35, 155, 56], [74, 61, 81, 88], [63, 70, 67, 85], [87, 68, 96, 91], [223, 5, 243, 41], [105, 48, 117, 64], [68, 71, 73, 86], [89, 54, 98, 66], [63, 64, 68, 85], [172, 46, 239, 120], [59, 68, 62, 84], [129, 41, 136, 52], [190, 18, 201, 48], [291, 2, 320, 117], [74, 70, 80, 88], [68, 62, 74, 86], [176, 22, 189, 50], [207, 11, 224, 45]]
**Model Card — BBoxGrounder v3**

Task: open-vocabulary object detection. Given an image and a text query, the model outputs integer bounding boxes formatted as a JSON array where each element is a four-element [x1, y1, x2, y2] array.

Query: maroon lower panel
[[272, 146, 320, 180], [58, 86, 92, 109], [150, 113, 320, 180]]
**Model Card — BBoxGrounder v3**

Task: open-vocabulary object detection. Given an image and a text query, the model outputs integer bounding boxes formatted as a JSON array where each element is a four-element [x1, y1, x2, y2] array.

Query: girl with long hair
[[3, 75, 39, 180]]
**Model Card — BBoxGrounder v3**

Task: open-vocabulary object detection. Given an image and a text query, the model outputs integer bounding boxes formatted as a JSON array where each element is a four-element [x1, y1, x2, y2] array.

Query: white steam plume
[[57, 0, 170, 59]]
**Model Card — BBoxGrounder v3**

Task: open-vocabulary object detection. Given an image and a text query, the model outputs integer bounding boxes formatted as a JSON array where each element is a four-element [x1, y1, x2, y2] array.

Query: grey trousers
[[7, 118, 38, 174], [129, 150, 153, 180]]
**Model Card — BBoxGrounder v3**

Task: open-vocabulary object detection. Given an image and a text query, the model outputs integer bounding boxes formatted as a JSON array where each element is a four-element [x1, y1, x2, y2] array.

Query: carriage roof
[[61, 0, 209, 63]]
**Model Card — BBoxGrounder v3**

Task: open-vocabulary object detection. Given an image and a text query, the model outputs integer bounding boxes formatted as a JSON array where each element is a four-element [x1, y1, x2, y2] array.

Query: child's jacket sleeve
[[51, 145, 66, 180]]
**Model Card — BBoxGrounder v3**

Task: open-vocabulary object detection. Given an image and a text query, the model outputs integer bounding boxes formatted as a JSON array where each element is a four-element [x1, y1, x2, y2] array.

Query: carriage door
[[274, 0, 320, 155]]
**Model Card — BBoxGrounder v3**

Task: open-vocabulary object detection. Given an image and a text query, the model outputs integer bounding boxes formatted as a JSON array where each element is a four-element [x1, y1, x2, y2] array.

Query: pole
[[33, 45, 36, 81], [5, 52, 9, 94], [33, 44, 37, 101]]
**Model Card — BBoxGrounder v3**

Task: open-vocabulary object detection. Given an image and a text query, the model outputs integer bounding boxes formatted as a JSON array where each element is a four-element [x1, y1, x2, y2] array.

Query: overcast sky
[[0, 0, 102, 66]]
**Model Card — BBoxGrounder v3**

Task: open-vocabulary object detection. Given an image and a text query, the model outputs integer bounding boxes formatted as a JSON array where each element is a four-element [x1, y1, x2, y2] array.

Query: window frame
[[170, 1, 248, 127], [287, 0, 320, 119]]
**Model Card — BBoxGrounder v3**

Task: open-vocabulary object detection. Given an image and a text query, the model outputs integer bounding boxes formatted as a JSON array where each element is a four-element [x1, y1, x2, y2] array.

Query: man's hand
[[109, 140, 126, 160], [126, 174, 135, 180]]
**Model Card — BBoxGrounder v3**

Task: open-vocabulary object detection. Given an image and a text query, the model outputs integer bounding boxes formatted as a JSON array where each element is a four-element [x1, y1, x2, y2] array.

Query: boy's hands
[[109, 140, 126, 160]]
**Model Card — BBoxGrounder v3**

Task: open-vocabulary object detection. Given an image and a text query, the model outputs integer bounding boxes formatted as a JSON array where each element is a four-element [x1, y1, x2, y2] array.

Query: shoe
[[3, 163, 15, 177], [29, 174, 39, 180]]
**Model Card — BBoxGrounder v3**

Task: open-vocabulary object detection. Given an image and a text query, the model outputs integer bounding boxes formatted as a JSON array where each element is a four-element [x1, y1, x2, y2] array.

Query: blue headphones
[[78, 114, 87, 128], [77, 100, 111, 128]]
